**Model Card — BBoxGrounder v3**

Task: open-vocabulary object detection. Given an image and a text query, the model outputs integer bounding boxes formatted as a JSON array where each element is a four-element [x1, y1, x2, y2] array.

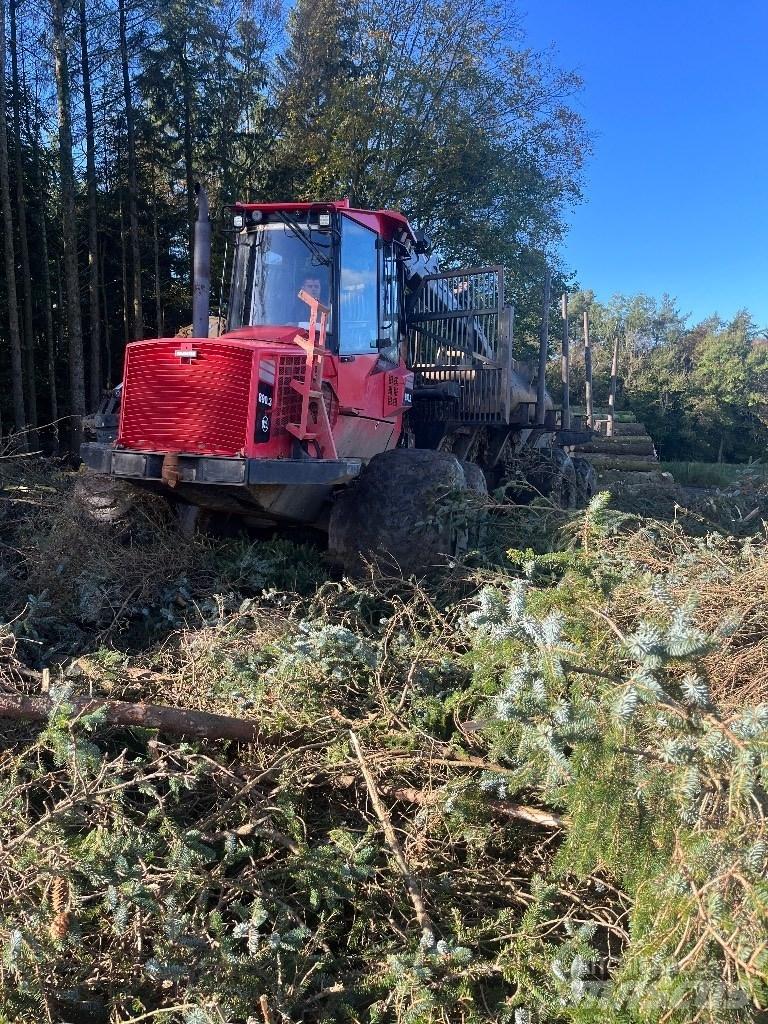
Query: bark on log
[[0, 693, 563, 827], [0, 693, 260, 742], [575, 441, 656, 457], [614, 422, 651, 436], [580, 454, 658, 470]]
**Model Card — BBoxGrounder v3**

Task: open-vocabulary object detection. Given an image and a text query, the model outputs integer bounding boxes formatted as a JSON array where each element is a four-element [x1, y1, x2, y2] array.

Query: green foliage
[[462, 558, 768, 1021], [0, 470, 767, 1021], [270, 0, 589, 343]]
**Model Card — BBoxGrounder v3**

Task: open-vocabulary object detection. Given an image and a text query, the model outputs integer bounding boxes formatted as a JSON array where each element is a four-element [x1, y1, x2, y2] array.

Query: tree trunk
[[79, 0, 102, 408], [0, 692, 262, 743], [0, 0, 27, 439], [29, 126, 58, 442], [118, 0, 143, 339], [9, 0, 36, 430], [100, 242, 113, 387], [52, 0, 86, 450], [120, 198, 129, 346]]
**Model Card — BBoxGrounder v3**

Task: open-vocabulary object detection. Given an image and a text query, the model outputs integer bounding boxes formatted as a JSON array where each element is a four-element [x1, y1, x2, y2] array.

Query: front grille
[[118, 340, 254, 456], [273, 354, 305, 432]]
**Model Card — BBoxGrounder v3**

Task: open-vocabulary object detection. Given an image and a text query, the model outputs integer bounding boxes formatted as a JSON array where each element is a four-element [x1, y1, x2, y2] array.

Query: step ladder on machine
[[286, 289, 339, 460]]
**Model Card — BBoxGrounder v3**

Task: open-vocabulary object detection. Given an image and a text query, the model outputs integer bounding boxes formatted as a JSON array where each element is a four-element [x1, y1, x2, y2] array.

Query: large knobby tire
[[558, 450, 579, 509], [572, 456, 598, 505], [520, 448, 577, 509], [459, 460, 488, 495], [328, 449, 485, 575], [74, 472, 135, 524]]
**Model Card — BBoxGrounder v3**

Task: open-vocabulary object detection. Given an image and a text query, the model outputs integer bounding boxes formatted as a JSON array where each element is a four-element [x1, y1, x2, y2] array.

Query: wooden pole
[[536, 267, 551, 425], [607, 331, 620, 437], [583, 308, 594, 429], [561, 292, 571, 429]]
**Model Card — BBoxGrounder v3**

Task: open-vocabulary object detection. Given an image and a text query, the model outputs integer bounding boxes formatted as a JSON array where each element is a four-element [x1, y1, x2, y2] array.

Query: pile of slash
[[0, 454, 763, 1023]]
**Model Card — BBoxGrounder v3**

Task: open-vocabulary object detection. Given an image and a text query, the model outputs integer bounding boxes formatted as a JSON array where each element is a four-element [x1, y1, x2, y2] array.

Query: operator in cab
[[295, 272, 327, 326]]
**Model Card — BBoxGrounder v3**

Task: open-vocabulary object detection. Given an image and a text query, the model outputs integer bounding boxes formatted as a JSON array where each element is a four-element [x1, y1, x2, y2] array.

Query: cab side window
[[339, 217, 378, 354], [379, 242, 400, 355]]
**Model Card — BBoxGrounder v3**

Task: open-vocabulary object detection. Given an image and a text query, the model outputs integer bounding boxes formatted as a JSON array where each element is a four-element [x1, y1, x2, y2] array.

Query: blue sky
[[521, 0, 768, 329]]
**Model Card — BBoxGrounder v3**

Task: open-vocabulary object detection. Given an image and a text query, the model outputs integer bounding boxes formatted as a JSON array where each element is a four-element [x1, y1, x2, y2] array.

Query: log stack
[[571, 415, 667, 486]]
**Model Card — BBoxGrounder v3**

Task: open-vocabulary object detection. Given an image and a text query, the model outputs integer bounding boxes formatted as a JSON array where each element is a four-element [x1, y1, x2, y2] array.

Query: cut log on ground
[[0, 693, 261, 742]]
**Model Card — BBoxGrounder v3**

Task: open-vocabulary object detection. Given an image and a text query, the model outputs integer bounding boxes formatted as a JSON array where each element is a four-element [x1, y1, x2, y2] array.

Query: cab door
[[330, 216, 380, 412], [329, 215, 402, 457]]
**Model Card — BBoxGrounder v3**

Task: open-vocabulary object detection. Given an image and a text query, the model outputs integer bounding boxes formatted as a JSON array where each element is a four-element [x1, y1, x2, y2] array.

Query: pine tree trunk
[[79, 0, 102, 408], [52, 0, 86, 450], [99, 242, 113, 387], [29, 126, 58, 442], [120, 198, 129, 346], [118, 0, 143, 339], [9, 0, 36, 430], [0, 0, 27, 439]]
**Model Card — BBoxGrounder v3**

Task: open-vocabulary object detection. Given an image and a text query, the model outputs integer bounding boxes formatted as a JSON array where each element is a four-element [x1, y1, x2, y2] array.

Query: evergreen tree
[[272, 0, 588, 339], [51, 0, 86, 444]]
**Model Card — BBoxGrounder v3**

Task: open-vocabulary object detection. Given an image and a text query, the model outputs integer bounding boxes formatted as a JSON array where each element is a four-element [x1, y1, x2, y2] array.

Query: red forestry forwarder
[[81, 191, 594, 571]]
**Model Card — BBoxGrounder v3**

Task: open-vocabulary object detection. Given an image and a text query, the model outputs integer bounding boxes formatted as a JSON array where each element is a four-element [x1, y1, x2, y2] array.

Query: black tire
[[523, 448, 577, 509], [74, 472, 134, 524], [459, 460, 488, 495], [328, 448, 481, 574], [572, 456, 598, 505]]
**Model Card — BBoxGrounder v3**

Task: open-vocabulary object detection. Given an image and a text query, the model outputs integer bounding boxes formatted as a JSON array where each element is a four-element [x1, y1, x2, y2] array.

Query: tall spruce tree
[[9, 0, 36, 429], [52, 0, 86, 445], [0, 0, 26, 437], [28, 116, 58, 435], [118, 0, 144, 339], [79, 0, 102, 404]]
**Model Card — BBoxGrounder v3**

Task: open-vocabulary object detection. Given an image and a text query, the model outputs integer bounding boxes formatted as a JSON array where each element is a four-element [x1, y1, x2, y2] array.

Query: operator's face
[[302, 277, 322, 299]]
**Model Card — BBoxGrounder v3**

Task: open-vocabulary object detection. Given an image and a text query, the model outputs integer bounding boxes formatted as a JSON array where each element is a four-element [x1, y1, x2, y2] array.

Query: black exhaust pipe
[[192, 183, 211, 338]]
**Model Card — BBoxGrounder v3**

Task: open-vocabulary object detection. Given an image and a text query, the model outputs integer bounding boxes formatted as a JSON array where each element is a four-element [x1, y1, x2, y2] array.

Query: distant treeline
[[546, 292, 768, 462]]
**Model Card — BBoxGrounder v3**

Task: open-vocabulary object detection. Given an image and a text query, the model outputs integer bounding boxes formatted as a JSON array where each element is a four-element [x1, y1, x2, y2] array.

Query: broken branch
[[0, 693, 261, 743], [379, 784, 563, 829], [349, 729, 434, 936]]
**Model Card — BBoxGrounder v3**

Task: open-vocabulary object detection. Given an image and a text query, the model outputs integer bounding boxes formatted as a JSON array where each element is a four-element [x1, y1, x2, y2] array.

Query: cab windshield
[[228, 220, 332, 331]]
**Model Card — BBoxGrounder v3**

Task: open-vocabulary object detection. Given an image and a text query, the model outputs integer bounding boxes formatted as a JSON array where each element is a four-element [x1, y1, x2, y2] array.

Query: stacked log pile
[[572, 416, 668, 487]]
